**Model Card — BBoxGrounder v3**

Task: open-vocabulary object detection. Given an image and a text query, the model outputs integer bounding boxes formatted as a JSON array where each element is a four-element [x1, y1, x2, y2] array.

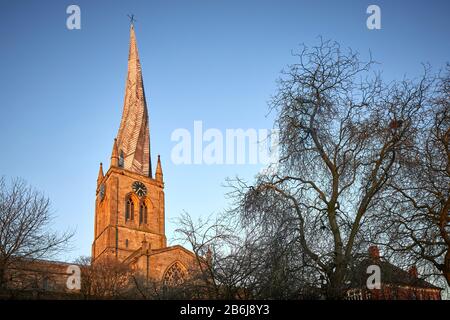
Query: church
[[91, 24, 197, 285], [0, 25, 198, 298]]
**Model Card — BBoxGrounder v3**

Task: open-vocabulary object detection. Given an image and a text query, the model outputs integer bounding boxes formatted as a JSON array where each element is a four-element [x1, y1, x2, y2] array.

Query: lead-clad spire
[[114, 24, 152, 177]]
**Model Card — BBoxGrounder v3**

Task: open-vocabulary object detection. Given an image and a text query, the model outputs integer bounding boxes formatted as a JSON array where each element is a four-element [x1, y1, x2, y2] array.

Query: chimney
[[206, 246, 213, 265], [368, 245, 380, 260], [408, 265, 418, 278]]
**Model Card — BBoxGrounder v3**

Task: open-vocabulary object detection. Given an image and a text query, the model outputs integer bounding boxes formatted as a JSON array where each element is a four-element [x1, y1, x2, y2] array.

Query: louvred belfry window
[[119, 150, 125, 168], [126, 197, 134, 221], [139, 203, 147, 225]]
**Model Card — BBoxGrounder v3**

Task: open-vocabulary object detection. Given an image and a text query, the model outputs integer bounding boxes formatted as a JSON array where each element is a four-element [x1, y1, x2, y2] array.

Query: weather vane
[[127, 14, 137, 25]]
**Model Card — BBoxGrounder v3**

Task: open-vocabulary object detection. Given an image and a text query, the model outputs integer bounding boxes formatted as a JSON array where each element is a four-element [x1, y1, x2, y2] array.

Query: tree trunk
[[327, 267, 346, 300], [444, 249, 450, 287], [0, 263, 6, 290]]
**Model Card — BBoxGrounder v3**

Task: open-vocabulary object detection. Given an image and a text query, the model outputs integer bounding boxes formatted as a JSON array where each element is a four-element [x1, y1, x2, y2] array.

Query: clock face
[[132, 181, 147, 197], [99, 183, 106, 201]]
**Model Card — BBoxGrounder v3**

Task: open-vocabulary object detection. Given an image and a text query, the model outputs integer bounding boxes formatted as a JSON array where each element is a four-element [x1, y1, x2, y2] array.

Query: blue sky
[[0, 0, 449, 262]]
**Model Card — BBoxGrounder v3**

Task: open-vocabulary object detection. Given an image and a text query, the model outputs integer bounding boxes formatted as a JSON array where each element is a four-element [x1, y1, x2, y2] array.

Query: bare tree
[[376, 66, 450, 286], [173, 208, 323, 299], [78, 256, 193, 300], [229, 39, 434, 299], [76, 256, 133, 299], [173, 211, 244, 299], [0, 177, 73, 290]]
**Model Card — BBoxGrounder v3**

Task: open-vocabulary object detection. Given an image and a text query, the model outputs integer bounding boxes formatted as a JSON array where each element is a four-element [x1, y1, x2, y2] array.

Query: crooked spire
[[114, 24, 152, 177]]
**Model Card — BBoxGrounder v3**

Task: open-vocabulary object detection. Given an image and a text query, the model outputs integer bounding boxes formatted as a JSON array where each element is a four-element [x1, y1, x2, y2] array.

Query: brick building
[[346, 246, 442, 300]]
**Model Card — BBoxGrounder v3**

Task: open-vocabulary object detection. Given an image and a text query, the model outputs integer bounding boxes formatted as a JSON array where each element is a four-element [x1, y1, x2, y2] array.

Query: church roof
[[123, 244, 197, 265]]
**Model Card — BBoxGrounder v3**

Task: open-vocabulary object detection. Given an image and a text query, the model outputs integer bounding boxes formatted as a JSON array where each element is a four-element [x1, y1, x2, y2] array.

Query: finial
[[127, 14, 137, 26], [110, 138, 119, 167], [97, 162, 104, 185], [156, 154, 163, 183], [141, 235, 150, 254]]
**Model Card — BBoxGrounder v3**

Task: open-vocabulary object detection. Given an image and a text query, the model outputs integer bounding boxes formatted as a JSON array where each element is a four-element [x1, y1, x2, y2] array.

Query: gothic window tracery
[[163, 262, 187, 286]]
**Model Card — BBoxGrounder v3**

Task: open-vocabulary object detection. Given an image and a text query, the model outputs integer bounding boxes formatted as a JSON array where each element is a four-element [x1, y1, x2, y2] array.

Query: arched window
[[163, 262, 187, 287], [139, 203, 147, 225], [126, 197, 134, 222], [119, 150, 124, 168]]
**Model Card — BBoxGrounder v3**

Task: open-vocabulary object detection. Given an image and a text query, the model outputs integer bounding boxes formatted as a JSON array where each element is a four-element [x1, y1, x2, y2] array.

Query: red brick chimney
[[368, 245, 380, 261], [408, 265, 418, 278], [206, 246, 213, 265]]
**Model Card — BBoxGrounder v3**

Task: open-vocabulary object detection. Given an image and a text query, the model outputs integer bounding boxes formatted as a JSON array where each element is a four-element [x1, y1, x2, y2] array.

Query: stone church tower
[[92, 24, 195, 284]]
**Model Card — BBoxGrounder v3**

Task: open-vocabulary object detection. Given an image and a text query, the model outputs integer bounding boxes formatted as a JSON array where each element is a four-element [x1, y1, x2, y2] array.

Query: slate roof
[[348, 257, 441, 290]]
